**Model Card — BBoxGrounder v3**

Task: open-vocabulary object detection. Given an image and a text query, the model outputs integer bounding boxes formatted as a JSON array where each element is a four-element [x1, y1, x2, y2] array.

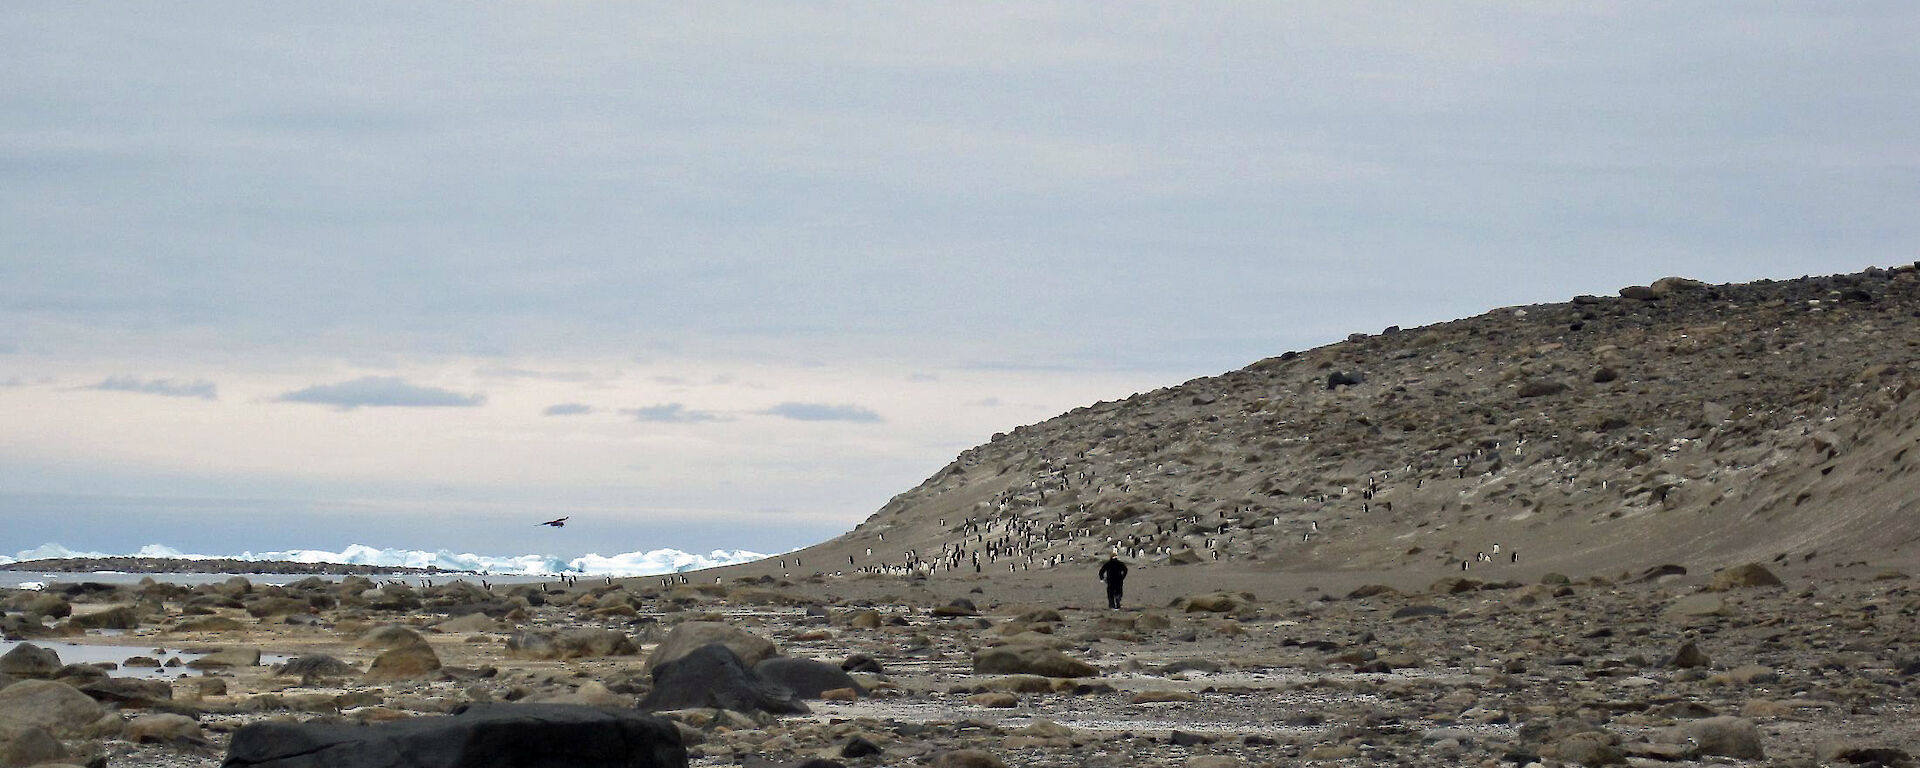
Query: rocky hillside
[[786, 265, 1920, 583]]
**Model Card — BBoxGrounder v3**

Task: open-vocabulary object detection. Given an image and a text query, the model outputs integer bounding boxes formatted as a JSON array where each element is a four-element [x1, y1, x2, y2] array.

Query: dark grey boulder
[[221, 702, 686, 768], [752, 657, 864, 699], [0, 643, 60, 679], [637, 643, 807, 715], [78, 676, 173, 708], [840, 654, 882, 674], [1391, 605, 1448, 620], [276, 654, 361, 680]]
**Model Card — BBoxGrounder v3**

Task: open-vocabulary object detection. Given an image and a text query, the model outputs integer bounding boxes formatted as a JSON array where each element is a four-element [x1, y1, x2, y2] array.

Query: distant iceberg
[[1, 542, 768, 577]]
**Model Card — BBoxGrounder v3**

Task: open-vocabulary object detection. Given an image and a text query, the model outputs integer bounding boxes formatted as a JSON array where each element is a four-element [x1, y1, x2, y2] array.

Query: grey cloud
[[89, 376, 216, 400], [628, 403, 722, 423], [760, 402, 882, 423], [968, 397, 1002, 407], [0, 6, 1911, 378], [0, 342, 18, 354], [476, 366, 595, 382], [278, 377, 484, 409], [542, 403, 593, 416]]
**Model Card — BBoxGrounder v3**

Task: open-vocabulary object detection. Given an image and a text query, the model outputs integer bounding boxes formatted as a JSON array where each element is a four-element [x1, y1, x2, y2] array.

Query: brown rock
[[364, 643, 442, 681], [124, 713, 204, 745], [0, 680, 106, 735], [645, 622, 777, 670], [972, 645, 1096, 678], [1131, 690, 1199, 703], [967, 692, 1019, 708], [1666, 640, 1711, 669], [0, 644, 60, 679], [931, 749, 1007, 768], [0, 722, 67, 767], [1708, 563, 1783, 590]]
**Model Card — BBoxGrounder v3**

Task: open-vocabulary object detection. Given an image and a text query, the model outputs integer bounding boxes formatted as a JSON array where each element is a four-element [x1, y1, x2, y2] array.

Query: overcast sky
[[2, 3, 1914, 558]]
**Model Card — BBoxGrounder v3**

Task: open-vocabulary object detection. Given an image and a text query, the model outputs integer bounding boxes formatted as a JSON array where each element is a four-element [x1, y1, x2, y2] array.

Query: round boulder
[[972, 645, 1096, 678], [645, 622, 777, 670], [1708, 563, 1783, 591], [0, 723, 68, 767], [753, 657, 865, 699], [125, 713, 206, 745], [0, 644, 61, 680], [357, 625, 429, 650], [365, 644, 441, 682], [0, 679, 107, 735]]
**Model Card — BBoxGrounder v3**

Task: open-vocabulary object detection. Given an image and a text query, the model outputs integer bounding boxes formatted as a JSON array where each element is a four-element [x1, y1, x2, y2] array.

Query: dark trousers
[[1105, 582, 1124, 609]]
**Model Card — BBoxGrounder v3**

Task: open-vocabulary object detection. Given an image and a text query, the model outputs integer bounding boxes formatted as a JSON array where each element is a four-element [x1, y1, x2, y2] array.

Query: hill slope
[[772, 266, 1920, 587]]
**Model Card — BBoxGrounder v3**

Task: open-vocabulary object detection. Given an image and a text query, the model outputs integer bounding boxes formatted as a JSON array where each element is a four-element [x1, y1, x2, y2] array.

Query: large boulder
[[972, 645, 1097, 678], [0, 679, 107, 735], [636, 643, 807, 715], [173, 616, 245, 633], [77, 677, 172, 708], [188, 647, 262, 670], [1708, 563, 1783, 591], [365, 643, 442, 681], [223, 703, 686, 768], [752, 657, 866, 699], [1665, 594, 1729, 619], [358, 625, 430, 650], [1179, 593, 1244, 613], [23, 594, 72, 620], [0, 722, 68, 767], [0, 643, 60, 679], [507, 628, 639, 661], [124, 713, 206, 746], [276, 654, 361, 681], [1670, 716, 1764, 759], [66, 606, 138, 630], [433, 613, 503, 634], [245, 597, 313, 618], [645, 622, 777, 670]]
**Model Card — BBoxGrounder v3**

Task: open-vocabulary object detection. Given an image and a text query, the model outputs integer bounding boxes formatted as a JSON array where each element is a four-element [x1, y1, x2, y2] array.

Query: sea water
[[0, 542, 771, 586], [0, 637, 295, 680]]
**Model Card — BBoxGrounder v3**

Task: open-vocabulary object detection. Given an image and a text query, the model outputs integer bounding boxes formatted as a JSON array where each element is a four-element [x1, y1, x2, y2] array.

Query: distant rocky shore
[[0, 556, 458, 576]]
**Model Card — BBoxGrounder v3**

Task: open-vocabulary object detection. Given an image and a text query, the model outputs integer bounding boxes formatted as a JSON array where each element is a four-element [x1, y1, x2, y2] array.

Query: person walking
[[1097, 555, 1129, 609]]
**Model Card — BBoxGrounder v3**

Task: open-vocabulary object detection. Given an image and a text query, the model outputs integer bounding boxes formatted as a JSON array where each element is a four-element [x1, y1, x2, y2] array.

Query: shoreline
[[0, 556, 463, 576]]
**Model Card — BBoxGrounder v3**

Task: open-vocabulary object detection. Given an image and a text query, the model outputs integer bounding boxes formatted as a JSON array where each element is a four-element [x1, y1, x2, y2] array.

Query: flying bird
[[538, 517, 569, 528]]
